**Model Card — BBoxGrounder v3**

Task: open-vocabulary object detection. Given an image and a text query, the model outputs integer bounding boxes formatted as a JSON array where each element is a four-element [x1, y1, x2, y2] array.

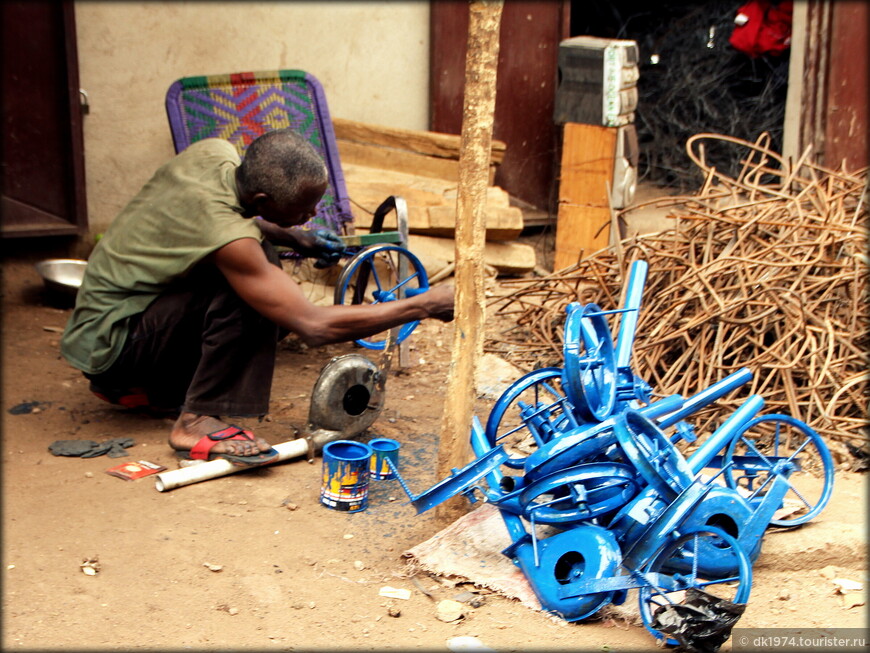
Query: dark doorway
[[430, 1, 570, 213], [1, 1, 87, 238], [569, 0, 791, 191]]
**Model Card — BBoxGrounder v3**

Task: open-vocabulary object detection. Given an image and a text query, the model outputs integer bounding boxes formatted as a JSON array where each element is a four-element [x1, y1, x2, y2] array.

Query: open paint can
[[320, 440, 373, 512], [368, 438, 400, 480]]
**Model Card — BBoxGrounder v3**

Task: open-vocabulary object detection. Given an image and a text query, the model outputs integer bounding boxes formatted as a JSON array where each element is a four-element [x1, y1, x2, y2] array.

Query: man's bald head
[[236, 128, 328, 207]]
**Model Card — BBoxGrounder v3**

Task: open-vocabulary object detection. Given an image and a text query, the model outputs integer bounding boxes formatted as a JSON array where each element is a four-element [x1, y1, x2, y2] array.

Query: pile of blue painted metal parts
[[399, 260, 837, 652]]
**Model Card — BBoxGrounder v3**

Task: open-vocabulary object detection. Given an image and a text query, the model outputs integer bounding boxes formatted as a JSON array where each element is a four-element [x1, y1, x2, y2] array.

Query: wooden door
[[430, 0, 570, 212], [1, 1, 87, 238]]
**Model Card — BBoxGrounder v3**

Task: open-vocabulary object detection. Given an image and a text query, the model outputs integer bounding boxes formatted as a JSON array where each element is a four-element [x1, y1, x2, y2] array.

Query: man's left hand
[[281, 227, 346, 268]]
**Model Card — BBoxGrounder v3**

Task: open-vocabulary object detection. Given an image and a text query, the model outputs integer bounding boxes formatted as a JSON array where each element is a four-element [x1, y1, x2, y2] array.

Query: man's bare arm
[[212, 238, 453, 347]]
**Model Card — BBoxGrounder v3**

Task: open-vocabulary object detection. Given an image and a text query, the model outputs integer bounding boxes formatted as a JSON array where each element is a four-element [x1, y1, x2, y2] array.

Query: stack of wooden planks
[[333, 118, 536, 276]]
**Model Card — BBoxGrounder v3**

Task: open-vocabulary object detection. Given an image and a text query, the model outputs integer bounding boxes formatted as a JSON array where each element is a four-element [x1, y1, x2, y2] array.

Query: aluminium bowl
[[34, 258, 87, 298]]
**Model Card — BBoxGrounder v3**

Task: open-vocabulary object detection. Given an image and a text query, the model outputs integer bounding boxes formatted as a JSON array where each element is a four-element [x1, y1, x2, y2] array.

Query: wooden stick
[[436, 0, 503, 524]]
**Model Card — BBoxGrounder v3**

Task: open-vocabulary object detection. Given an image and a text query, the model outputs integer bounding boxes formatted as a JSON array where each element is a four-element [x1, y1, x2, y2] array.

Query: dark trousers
[[85, 243, 282, 417]]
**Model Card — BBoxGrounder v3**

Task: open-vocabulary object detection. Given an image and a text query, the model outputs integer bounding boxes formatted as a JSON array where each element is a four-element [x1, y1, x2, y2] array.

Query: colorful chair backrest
[[165, 70, 354, 236]]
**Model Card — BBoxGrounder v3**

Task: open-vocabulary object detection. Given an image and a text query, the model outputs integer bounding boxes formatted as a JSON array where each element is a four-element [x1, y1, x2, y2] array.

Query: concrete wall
[[74, 1, 431, 235]]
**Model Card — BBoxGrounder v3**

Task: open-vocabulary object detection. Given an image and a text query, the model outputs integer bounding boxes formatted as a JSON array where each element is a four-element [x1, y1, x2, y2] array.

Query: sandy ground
[[2, 254, 867, 651]]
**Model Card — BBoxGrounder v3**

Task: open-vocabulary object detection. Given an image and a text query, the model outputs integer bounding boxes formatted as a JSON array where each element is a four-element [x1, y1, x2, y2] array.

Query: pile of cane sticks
[[486, 133, 868, 450]]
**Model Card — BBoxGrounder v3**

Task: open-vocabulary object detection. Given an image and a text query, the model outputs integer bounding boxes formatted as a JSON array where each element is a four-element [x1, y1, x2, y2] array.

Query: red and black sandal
[[176, 425, 279, 467]]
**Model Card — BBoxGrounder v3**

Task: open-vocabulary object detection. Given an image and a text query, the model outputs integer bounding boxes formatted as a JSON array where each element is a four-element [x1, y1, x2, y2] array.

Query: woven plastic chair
[[165, 70, 354, 236]]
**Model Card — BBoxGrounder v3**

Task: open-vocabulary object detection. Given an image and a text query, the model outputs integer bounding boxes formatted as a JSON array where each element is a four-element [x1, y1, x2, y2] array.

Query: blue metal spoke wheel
[[518, 461, 640, 525], [484, 367, 580, 469], [562, 303, 618, 421], [334, 243, 429, 349], [636, 526, 752, 647], [723, 414, 834, 527]]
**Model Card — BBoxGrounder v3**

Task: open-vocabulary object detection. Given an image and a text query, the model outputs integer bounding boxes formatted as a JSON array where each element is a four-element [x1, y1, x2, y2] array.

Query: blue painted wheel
[[723, 414, 834, 527], [562, 303, 618, 421], [484, 367, 580, 469], [334, 244, 429, 350], [636, 526, 752, 647], [518, 462, 640, 525]]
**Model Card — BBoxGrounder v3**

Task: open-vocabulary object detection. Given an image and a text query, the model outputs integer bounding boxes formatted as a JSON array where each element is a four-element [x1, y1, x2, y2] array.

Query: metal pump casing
[[305, 354, 383, 453]]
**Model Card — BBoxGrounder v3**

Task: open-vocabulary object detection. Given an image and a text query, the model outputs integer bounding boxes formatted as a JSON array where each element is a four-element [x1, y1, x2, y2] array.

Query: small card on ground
[[105, 460, 167, 481]]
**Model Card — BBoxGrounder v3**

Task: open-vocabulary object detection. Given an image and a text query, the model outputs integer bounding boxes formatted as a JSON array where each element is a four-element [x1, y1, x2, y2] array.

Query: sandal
[[176, 425, 279, 467]]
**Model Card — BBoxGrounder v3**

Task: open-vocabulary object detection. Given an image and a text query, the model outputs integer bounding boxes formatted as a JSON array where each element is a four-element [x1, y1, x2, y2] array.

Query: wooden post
[[436, 0, 503, 524], [553, 122, 618, 271]]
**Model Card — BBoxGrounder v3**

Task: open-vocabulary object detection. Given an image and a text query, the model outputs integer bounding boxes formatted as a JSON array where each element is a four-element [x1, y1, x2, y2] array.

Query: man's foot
[[169, 413, 272, 457]]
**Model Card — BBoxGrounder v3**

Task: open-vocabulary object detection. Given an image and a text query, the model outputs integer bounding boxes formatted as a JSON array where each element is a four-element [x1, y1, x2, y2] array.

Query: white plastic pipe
[[154, 438, 309, 492]]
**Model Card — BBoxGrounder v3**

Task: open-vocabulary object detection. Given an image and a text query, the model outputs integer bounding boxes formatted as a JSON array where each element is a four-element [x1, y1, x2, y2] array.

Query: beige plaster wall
[[74, 1, 430, 236]]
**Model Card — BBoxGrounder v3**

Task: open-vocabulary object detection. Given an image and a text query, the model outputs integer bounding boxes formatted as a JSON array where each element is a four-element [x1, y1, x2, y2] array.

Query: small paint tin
[[368, 437, 400, 480], [320, 440, 372, 512]]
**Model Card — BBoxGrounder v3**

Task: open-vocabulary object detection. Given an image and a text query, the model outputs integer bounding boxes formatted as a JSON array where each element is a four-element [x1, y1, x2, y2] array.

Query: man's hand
[[256, 221, 346, 268], [290, 228, 346, 268], [422, 284, 455, 322]]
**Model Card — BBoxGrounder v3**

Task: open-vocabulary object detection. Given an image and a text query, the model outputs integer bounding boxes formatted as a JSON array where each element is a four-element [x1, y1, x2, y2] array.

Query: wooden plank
[[348, 201, 430, 231], [553, 204, 611, 268], [407, 234, 535, 275], [337, 232, 403, 246], [426, 205, 523, 240], [554, 122, 617, 270], [336, 140, 474, 182], [333, 117, 506, 163], [350, 205, 523, 242], [825, 1, 868, 169]]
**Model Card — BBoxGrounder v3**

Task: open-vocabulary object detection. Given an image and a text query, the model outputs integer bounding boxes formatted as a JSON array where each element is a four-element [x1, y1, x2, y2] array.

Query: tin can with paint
[[320, 440, 372, 512], [368, 438, 400, 480]]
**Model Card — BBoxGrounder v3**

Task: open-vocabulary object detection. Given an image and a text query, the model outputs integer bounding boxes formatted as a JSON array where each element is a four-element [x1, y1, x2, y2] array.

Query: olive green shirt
[[61, 139, 262, 374]]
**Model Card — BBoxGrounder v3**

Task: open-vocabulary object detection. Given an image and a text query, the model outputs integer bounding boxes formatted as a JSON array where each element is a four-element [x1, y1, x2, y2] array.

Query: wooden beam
[[436, 0, 503, 524], [334, 117, 506, 183], [336, 140, 481, 182], [333, 117, 506, 162]]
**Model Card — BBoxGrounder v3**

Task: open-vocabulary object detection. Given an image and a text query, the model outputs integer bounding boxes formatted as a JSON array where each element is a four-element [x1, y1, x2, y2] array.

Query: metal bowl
[[34, 259, 88, 298]]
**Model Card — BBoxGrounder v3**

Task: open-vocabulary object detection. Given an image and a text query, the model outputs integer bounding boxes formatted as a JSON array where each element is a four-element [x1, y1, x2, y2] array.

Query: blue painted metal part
[[636, 525, 752, 646], [522, 393, 685, 482], [403, 260, 835, 646], [562, 302, 618, 421], [616, 479, 713, 567], [662, 485, 758, 577], [484, 367, 580, 469], [615, 260, 647, 370], [612, 410, 695, 500], [613, 260, 654, 407], [334, 243, 429, 350], [473, 417, 626, 621], [687, 394, 766, 474], [509, 524, 623, 622], [723, 413, 835, 527], [518, 462, 640, 525], [470, 416, 532, 546], [657, 367, 753, 431], [382, 439, 510, 514]]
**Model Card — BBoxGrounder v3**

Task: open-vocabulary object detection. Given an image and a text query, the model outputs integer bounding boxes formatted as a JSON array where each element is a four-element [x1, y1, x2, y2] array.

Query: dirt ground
[[1, 253, 867, 652]]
